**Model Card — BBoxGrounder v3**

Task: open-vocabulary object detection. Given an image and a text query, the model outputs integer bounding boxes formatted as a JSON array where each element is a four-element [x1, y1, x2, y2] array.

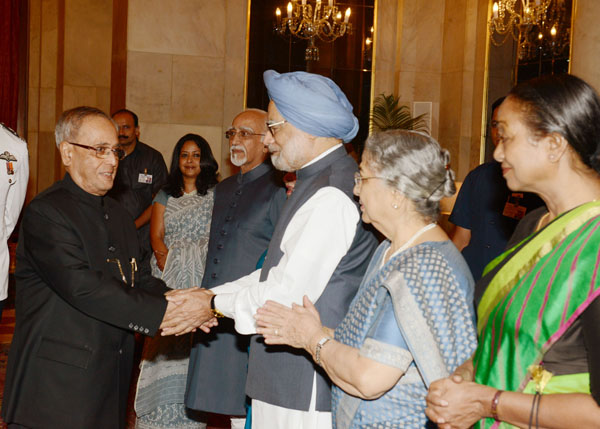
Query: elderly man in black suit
[[1, 106, 212, 429]]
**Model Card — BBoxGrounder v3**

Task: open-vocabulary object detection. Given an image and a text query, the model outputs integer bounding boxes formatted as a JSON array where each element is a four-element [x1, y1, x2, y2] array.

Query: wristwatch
[[210, 294, 225, 318], [315, 336, 332, 366]]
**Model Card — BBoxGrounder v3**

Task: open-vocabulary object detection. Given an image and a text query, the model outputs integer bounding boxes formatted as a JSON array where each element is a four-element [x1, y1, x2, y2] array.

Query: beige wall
[[372, 0, 488, 179], [27, 0, 114, 200], [439, 0, 489, 179], [63, 0, 113, 111], [125, 0, 248, 177]]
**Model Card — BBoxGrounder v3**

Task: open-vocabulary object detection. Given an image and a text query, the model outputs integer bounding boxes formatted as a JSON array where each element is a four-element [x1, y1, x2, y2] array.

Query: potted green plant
[[370, 93, 428, 132]]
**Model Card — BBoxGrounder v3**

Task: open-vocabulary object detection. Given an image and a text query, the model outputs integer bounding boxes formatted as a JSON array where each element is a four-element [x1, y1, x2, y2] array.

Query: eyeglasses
[[225, 129, 265, 140], [353, 172, 386, 187], [68, 141, 125, 160], [266, 120, 287, 136]]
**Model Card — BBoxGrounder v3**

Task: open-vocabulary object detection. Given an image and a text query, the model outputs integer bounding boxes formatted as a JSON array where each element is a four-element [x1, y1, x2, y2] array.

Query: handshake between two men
[[159, 288, 219, 336]]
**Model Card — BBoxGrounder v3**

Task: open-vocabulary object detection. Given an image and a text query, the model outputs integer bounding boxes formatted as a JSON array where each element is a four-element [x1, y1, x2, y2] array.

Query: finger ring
[[275, 329, 279, 336]]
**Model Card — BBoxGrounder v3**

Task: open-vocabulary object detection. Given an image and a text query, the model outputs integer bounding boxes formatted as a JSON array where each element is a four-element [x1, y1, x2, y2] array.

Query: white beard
[[230, 145, 247, 167]]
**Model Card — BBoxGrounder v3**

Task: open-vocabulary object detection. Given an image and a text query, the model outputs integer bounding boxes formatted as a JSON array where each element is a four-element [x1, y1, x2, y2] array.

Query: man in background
[[450, 96, 544, 294], [109, 109, 168, 261]]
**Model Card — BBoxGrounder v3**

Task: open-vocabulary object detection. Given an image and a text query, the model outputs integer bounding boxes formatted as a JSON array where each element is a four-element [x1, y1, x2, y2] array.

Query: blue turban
[[263, 70, 359, 143]]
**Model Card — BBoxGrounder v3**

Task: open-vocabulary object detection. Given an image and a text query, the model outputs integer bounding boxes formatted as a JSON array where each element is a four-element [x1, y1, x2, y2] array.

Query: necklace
[[387, 222, 437, 261]]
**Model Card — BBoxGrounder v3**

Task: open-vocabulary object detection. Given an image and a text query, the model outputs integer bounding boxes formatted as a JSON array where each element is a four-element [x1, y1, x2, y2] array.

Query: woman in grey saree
[[135, 134, 218, 429], [255, 130, 478, 428]]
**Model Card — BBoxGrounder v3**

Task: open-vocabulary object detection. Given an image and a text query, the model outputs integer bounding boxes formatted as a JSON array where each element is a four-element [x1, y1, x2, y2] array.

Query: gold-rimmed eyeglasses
[[266, 119, 287, 136], [225, 129, 265, 140], [353, 172, 386, 187], [68, 141, 125, 161]]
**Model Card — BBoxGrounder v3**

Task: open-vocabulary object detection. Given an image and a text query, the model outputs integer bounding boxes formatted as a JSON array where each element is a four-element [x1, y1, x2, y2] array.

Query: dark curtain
[[0, 0, 22, 131]]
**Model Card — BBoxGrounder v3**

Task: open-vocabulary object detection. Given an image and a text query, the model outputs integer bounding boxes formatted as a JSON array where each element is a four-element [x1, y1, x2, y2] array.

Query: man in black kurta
[[0, 107, 193, 429], [186, 109, 286, 428]]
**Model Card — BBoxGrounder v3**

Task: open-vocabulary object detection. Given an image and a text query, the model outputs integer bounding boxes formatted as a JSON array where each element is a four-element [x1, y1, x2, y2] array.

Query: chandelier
[[488, 0, 571, 61], [274, 0, 352, 61]]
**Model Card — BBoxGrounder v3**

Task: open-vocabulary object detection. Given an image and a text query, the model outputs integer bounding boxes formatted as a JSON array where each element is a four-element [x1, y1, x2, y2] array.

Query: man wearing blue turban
[[163, 70, 377, 429]]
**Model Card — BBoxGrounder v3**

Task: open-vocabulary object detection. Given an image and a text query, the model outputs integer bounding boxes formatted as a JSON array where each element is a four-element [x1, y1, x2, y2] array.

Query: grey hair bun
[[364, 130, 457, 221]]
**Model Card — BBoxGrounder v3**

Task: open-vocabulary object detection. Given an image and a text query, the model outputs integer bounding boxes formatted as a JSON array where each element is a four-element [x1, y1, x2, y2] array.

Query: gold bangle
[[210, 295, 225, 318]]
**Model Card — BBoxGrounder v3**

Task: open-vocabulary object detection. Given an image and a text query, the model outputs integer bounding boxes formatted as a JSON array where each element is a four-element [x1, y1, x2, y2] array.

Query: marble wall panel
[[27, 88, 40, 134], [222, 54, 247, 178], [37, 132, 59, 193], [371, 0, 399, 97], [63, 0, 113, 87], [39, 88, 57, 132], [571, 0, 600, 92], [26, 131, 39, 203], [29, 0, 42, 90], [459, 70, 475, 136], [170, 55, 225, 126], [224, 0, 247, 57], [458, 135, 473, 179], [221, 0, 250, 178], [439, 71, 462, 132], [441, 0, 466, 73], [398, 0, 417, 72], [468, 134, 481, 169], [128, 0, 226, 57], [462, 0, 480, 72], [40, 0, 59, 88], [397, 71, 416, 100], [413, 0, 445, 73], [126, 51, 173, 123], [414, 72, 442, 102], [62, 85, 98, 110], [96, 87, 111, 113], [138, 122, 222, 171]]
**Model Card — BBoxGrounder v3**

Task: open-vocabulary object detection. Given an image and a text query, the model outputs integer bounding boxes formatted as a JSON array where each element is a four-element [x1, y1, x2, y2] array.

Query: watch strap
[[315, 336, 332, 366]]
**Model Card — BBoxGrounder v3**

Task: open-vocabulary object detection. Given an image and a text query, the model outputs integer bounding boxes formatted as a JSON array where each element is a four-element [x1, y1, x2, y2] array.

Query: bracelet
[[210, 294, 225, 318], [528, 392, 541, 429], [315, 336, 332, 367], [491, 390, 503, 421]]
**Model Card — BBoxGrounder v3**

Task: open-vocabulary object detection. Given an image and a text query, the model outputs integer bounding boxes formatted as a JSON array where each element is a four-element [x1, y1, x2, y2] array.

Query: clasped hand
[[160, 287, 218, 336], [425, 374, 489, 429], [255, 295, 324, 352]]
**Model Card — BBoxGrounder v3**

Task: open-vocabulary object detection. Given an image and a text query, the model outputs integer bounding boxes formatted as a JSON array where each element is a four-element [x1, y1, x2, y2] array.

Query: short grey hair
[[364, 130, 456, 221], [55, 106, 114, 148]]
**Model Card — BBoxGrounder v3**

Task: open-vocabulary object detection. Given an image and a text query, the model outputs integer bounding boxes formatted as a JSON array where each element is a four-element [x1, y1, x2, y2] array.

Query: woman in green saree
[[425, 74, 600, 428]]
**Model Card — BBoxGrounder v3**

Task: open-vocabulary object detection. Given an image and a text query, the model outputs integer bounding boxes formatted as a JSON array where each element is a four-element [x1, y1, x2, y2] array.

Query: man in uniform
[[1, 106, 211, 429], [109, 109, 168, 260], [163, 71, 378, 429], [185, 109, 286, 429], [0, 124, 28, 318]]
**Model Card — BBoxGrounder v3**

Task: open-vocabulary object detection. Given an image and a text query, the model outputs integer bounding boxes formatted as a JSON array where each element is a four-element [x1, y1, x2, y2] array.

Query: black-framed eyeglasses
[[225, 129, 265, 140], [353, 172, 386, 187], [266, 119, 287, 136], [68, 141, 125, 160]]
